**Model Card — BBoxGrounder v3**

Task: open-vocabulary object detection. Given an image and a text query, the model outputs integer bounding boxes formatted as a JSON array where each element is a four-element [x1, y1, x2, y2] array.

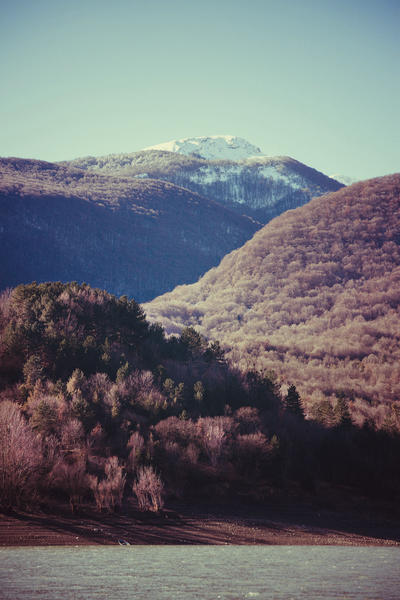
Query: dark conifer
[[285, 384, 304, 419], [334, 395, 352, 428]]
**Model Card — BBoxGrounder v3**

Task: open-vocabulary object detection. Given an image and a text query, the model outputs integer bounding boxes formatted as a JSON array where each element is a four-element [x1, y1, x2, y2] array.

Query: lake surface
[[1, 545, 399, 599]]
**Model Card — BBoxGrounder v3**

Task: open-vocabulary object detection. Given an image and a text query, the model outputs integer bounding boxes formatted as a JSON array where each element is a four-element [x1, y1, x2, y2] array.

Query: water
[[0, 546, 399, 599]]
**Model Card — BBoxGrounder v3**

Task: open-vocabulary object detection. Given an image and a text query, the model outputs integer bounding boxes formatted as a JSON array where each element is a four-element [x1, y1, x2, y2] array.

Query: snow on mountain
[[143, 135, 262, 161], [178, 158, 314, 195], [155, 155, 343, 221]]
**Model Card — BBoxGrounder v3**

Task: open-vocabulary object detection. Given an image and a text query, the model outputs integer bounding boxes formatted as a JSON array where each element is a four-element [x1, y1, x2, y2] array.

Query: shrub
[[234, 432, 270, 476], [132, 466, 164, 512], [49, 455, 90, 512]]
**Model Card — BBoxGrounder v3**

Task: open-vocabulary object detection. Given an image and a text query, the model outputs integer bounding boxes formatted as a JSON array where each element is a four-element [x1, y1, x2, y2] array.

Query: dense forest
[[0, 157, 258, 301], [146, 175, 400, 427], [1, 282, 399, 513]]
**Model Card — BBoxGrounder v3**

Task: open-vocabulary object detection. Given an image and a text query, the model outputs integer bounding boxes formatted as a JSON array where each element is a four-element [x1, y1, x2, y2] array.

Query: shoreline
[[1, 500, 400, 547]]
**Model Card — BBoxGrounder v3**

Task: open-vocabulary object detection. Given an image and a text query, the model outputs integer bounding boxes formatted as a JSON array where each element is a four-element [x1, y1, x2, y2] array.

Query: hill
[[144, 175, 400, 426], [63, 136, 343, 224], [0, 157, 259, 301]]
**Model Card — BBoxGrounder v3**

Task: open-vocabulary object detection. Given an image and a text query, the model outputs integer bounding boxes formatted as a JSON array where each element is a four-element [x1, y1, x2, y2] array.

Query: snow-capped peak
[[143, 135, 263, 161]]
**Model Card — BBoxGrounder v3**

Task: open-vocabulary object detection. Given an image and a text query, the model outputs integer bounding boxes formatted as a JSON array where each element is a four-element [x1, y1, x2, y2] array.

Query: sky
[[1, 0, 399, 181]]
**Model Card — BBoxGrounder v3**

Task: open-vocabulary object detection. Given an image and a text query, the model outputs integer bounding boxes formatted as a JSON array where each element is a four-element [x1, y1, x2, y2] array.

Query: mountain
[[0, 157, 259, 302], [63, 136, 343, 224], [144, 134, 262, 160], [144, 174, 400, 424]]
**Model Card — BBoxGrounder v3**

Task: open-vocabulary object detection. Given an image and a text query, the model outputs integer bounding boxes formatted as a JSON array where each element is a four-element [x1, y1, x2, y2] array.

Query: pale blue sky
[[1, 0, 399, 180]]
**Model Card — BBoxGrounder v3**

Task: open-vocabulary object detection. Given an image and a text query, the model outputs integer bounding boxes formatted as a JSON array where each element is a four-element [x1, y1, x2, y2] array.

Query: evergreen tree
[[334, 395, 352, 428], [285, 384, 304, 419], [180, 327, 207, 359], [23, 354, 44, 386]]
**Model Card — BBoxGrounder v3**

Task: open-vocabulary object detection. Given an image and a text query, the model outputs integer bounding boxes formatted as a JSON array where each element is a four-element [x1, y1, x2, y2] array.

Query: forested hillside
[[145, 175, 400, 427], [0, 282, 399, 512], [0, 158, 258, 301]]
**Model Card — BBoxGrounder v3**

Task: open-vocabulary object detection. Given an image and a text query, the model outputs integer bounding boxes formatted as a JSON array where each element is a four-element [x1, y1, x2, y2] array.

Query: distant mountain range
[[0, 157, 258, 301], [1, 136, 344, 301], [63, 135, 343, 224], [144, 174, 400, 422]]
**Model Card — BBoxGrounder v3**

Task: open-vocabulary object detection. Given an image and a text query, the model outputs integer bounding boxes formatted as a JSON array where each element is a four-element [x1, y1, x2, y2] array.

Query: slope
[[0, 157, 259, 302], [144, 175, 400, 422]]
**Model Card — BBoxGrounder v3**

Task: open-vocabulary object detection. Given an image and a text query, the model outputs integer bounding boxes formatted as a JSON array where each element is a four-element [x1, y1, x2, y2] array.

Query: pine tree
[[334, 395, 352, 428], [285, 384, 304, 419]]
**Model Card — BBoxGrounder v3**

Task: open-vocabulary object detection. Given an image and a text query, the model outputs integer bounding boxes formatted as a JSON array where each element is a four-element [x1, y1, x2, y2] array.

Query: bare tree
[[89, 456, 126, 512], [132, 466, 164, 512], [0, 401, 42, 508], [127, 431, 145, 473], [197, 417, 232, 466]]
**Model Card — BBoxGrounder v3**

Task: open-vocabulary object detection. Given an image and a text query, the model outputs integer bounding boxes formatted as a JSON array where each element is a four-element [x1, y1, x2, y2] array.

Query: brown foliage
[[132, 466, 164, 512], [126, 431, 145, 472], [196, 416, 234, 466], [49, 455, 90, 512], [89, 456, 126, 512], [0, 401, 43, 508], [145, 175, 400, 425]]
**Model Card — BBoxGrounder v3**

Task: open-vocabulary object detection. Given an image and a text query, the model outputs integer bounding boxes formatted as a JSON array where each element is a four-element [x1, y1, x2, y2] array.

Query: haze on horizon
[[1, 0, 399, 182]]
